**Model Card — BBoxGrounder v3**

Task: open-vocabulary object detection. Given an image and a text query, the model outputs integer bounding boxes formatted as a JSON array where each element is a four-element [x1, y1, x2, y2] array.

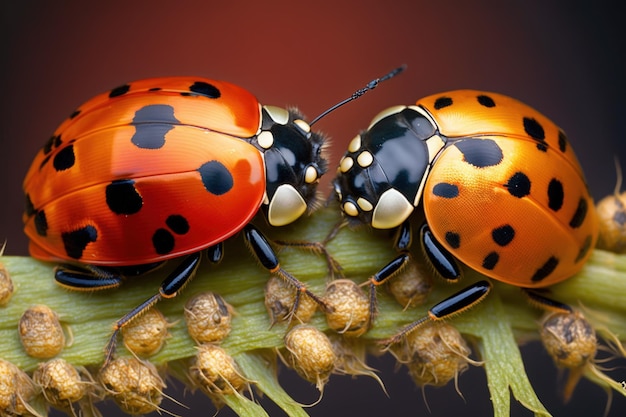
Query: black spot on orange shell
[[53, 145, 75, 171], [569, 198, 588, 228], [105, 179, 143, 215], [492, 225, 515, 246], [505, 172, 531, 198], [575, 235, 593, 262], [482, 252, 499, 270], [455, 139, 503, 168], [445, 231, 460, 249], [531, 256, 559, 282], [69, 109, 81, 119], [547, 179, 564, 211], [62, 225, 97, 259], [187, 81, 221, 98], [166, 214, 190, 235], [197, 161, 234, 195], [34, 210, 48, 236], [433, 96, 453, 109], [152, 228, 175, 255], [25, 194, 35, 217], [523, 117, 545, 140], [558, 130, 568, 153], [109, 84, 130, 98], [131, 104, 178, 149], [477, 94, 495, 107], [432, 183, 459, 198]]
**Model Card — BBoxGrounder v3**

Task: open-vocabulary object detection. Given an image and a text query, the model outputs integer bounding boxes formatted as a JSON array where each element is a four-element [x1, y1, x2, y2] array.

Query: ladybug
[[332, 90, 599, 338], [23, 77, 329, 361]]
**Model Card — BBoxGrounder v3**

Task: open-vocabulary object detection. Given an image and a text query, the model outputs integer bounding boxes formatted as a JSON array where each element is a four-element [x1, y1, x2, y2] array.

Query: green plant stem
[[1, 207, 625, 416]]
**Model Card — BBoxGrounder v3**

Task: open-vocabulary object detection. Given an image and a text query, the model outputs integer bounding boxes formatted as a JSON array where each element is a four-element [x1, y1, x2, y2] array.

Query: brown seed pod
[[0, 359, 38, 416], [323, 279, 370, 337], [386, 256, 432, 309], [264, 275, 317, 325], [98, 357, 165, 415], [596, 191, 626, 254], [122, 307, 170, 357], [32, 358, 90, 410], [184, 292, 233, 344], [540, 311, 597, 369], [0, 260, 14, 306], [389, 322, 473, 387], [283, 325, 336, 391], [188, 344, 248, 399], [18, 304, 65, 358]]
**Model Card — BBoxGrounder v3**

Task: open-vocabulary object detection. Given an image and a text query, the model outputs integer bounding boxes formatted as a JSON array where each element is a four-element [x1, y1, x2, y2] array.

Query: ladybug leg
[[522, 288, 573, 313], [364, 220, 413, 328], [380, 280, 491, 348], [273, 219, 346, 278], [243, 224, 329, 319], [420, 223, 462, 281], [54, 262, 165, 291], [104, 253, 202, 365]]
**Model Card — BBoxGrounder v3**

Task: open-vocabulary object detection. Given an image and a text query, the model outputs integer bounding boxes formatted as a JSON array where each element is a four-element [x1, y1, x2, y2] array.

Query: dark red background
[[1, 1, 624, 416]]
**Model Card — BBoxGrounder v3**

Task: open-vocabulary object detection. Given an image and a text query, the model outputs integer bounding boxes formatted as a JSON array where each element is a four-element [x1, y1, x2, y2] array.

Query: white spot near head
[[357, 197, 373, 211], [257, 131, 274, 149], [339, 156, 354, 173], [294, 119, 311, 133], [357, 151, 374, 168], [348, 135, 362, 153], [304, 165, 318, 184], [367, 105, 407, 130], [268, 184, 307, 226], [371, 188, 414, 229], [264, 106, 290, 125], [343, 201, 359, 217]]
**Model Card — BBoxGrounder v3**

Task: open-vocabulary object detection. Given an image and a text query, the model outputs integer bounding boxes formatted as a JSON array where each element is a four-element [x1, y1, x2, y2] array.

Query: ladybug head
[[255, 106, 328, 226], [332, 106, 439, 230]]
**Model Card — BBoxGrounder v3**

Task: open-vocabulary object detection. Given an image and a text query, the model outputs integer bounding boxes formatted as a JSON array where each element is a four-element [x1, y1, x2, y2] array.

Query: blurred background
[[1, 0, 624, 416]]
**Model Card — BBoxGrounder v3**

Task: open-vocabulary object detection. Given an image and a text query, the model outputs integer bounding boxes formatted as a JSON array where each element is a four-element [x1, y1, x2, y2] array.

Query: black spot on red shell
[[492, 224, 515, 246], [34, 210, 48, 236], [105, 179, 143, 215], [152, 228, 175, 255], [445, 231, 460, 249], [531, 256, 559, 282], [109, 84, 131, 98], [433, 96, 453, 109], [432, 183, 459, 198], [455, 139, 504, 168], [523, 117, 545, 140], [25, 194, 35, 217], [53, 144, 75, 171], [69, 109, 81, 119], [62, 225, 97, 259], [505, 172, 531, 198], [166, 214, 190, 235], [131, 104, 179, 149], [569, 198, 588, 228], [197, 161, 234, 195], [482, 252, 499, 270], [186, 81, 221, 98], [547, 179, 564, 211], [477, 95, 495, 107], [575, 235, 593, 262], [558, 130, 568, 152], [148, 87, 162, 92]]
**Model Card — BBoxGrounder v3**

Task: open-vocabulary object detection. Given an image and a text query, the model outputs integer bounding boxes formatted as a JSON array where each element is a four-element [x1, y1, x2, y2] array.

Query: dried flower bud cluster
[[323, 279, 370, 337], [122, 307, 170, 357], [264, 275, 318, 324], [184, 292, 233, 344], [18, 304, 65, 359]]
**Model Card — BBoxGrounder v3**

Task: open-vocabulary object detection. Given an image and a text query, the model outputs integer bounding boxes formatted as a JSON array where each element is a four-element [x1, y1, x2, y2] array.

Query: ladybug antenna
[[309, 65, 406, 126]]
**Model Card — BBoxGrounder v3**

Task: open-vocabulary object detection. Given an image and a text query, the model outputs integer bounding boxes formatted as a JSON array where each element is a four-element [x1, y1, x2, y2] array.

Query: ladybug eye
[[304, 165, 318, 184]]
